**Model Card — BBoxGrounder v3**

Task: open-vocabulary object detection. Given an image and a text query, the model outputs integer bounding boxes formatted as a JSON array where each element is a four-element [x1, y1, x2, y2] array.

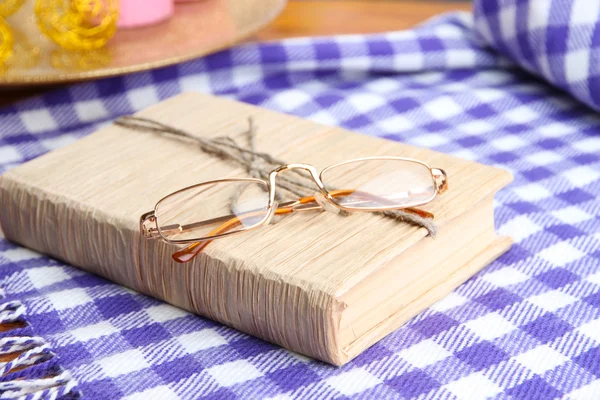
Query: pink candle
[[118, 0, 174, 28]]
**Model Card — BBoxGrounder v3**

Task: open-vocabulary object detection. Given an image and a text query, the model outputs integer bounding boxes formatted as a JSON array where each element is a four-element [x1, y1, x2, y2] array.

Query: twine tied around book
[[114, 116, 437, 236]]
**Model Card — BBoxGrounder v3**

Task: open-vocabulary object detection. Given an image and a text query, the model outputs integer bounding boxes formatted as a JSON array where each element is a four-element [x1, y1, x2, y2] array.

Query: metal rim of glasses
[[141, 156, 447, 245]]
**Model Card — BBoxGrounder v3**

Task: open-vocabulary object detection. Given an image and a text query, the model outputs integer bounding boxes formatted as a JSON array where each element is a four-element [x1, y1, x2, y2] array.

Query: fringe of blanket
[[0, 288, 80, 400]]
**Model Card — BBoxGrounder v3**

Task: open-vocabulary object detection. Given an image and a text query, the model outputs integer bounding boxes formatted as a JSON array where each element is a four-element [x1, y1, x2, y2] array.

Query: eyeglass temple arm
[[170, 189, 434, 263], [171, 207, 293, 263], [142, 212, 269, 239]]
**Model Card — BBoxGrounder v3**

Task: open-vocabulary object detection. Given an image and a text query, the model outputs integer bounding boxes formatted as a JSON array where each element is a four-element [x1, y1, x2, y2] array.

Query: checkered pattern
[[1, 11, 600, 399], [474, 0, 600, 111]]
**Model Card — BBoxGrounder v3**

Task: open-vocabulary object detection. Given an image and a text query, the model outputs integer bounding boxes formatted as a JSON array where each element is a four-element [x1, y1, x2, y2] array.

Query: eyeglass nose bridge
[[270, 163, 319, 175], [267, 163, 328, 206], [268, 163, 323, 185]]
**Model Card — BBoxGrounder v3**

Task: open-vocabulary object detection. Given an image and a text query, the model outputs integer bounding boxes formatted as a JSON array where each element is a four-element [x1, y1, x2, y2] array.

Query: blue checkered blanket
[[1, 8, 600, 400]]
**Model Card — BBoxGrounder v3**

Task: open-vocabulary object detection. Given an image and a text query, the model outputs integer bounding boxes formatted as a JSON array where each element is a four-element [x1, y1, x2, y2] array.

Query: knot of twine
[[114, 116, 436, 236]]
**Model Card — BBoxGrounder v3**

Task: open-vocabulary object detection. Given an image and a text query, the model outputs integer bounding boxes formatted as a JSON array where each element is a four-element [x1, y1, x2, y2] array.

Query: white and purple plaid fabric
[[474, 0, 600, 111], [1, 10, 600, 400]]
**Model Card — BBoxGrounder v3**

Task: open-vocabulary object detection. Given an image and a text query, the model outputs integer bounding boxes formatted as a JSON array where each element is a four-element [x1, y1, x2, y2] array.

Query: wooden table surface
[[0, 0, 470, 363], [256, 0, 471, 40]]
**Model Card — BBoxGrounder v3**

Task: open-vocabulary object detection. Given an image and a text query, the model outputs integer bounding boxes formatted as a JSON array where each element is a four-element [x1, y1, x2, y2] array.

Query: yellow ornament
[[0, 17, 13, 65], [36, 0, 119, 51], [2, 25, 41, 73], [51, 47, 110, 70], [0, 0, 25, 17]]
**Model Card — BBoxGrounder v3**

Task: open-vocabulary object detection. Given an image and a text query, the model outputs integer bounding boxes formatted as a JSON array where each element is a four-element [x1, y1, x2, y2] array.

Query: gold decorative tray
[[0, 0, 286, 86]]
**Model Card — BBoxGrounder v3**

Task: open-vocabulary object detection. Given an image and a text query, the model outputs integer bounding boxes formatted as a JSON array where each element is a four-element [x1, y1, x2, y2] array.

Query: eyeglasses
[[140, 156, 448, 263]]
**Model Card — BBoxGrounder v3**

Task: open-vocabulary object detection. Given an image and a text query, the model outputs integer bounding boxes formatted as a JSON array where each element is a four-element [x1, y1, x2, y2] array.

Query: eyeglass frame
[[140, 156, 448, 245]]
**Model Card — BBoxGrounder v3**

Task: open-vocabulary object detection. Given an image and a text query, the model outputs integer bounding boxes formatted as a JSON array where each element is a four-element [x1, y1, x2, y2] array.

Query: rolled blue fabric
[[474, 0, 600, 110]]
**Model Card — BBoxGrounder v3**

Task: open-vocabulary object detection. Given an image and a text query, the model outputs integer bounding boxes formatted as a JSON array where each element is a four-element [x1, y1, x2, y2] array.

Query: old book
[[0, 93, 512, 365]]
